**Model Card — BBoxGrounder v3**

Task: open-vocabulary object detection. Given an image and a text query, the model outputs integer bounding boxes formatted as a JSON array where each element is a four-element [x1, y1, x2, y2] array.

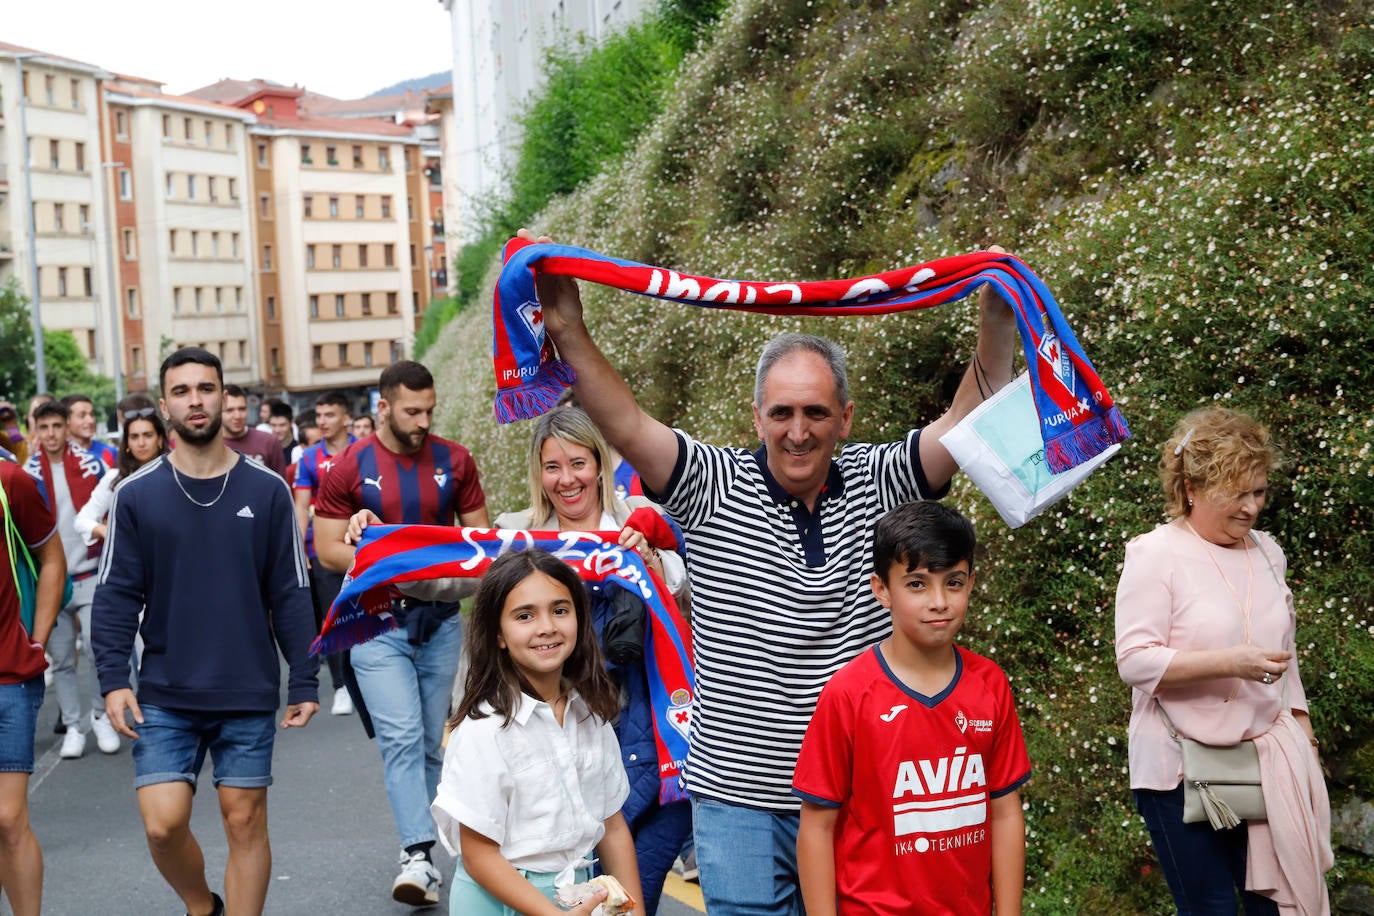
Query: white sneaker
[[331, 687, 355, 716], [392, 851, 441, 906], [90, 711, 121, 754], [60, 726, 87, 759]]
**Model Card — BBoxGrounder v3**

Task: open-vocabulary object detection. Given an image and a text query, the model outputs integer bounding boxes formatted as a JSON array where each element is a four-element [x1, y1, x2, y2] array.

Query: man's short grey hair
[[753, 333, 851, 407]]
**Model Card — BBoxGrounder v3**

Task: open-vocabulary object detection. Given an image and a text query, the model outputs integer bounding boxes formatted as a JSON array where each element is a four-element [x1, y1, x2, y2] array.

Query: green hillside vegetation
[[425, 0, 1374, 909]]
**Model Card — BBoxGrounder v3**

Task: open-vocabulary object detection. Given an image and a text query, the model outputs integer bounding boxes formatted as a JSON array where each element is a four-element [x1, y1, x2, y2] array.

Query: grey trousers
[[48, 576, 101, 728]]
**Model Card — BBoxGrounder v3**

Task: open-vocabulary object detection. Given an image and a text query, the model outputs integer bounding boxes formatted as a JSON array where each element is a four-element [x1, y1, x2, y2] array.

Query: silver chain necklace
[[169, 455, 233, 508]]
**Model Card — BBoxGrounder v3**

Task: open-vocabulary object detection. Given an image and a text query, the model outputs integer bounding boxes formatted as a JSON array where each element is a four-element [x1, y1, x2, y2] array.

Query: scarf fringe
[[1044, 405, 1131, 473], [660, 774, 690, 806], [493, 360, 578, 423], [310, 611, 396, 656]]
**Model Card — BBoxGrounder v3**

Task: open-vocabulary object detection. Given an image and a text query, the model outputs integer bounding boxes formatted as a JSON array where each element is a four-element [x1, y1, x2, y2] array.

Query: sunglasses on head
[[123, 406, 157, 421]]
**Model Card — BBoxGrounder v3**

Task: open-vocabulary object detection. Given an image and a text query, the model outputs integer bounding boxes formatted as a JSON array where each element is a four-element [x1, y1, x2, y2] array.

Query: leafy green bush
[[430, 0, 1374, 909]]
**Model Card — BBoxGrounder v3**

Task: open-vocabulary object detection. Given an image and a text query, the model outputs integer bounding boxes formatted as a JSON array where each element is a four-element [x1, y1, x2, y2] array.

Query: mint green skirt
[[449, 860, 591, 915]]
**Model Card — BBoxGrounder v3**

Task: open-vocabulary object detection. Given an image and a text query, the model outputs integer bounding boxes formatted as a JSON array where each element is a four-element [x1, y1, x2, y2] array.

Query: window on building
[[409, 244, 416, 266], [131, 345, 143, 374], [391, 340, 403, 363], [271, 347, 281, 373], [75, 142, 86, 171], [364, 341, 374, 366], [381, 195, 392, 218], [309, 295, 319, 318], [49, 139, 60, 169], [83, 267, 93, 296], [267, 295, 277, 319], [194, 287, 203, 312], [187, 174, 196, 200], [173, 288, 182, 312], [166, 173, 175, 199], [384, 244, 395, 268], [225, 124, 234, 148], [217, 341, 226, 362], [259, 193, 270, 217], [326, 145, 337, 165], [184, 117, 193, 142], [262, 245, 272, 270], [407, 197, 414, 220], [115, 109, 128, 138], [232, 233, 240, 257], [337, 343, 348, 364], [78, 204, 89, 230], [328, 195, 339, 218], [238, 340, 247, 365], [211, 232, 220, 257], [352, 145, 363, 168], [257, 142, 267, 166], [162, 114, 171, 139], [355, 196, 365, 219], [301, 144, 312, 165], [303, 195, 313, 218], [228, 178, 237, 200], [361, 292, 372, 315], [404, 148, 415, 172], [190, 232, 199, 257], [208, 176, 217, 202], [378, 146, 390, 170], [308, 244, 319, 269], [126, 287, 140, 318], [118, 168, 132, 200], [236, 287, 243, 311], [70, 78, 81, 109], [312, 345, 322, 368], [387, 292, 398, 314], [122, 228, 136, 259], [335, 294, 345, 317], [215, 288, 224, 312], [45, 74, 55, 105], [332, 245, 342, 269], [169, 229, 178, 255], [204, 120, 213, 145], [358, 244, 368, 268], [53, 203, 64, 233]]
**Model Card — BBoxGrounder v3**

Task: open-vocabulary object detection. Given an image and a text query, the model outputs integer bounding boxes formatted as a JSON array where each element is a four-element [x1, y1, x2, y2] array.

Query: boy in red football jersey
[[793, 500, 1031, 915]]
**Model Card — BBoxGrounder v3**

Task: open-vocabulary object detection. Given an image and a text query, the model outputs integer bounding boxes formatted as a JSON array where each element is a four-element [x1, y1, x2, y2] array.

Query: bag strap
[[1, 478, 36, 590], [1250, 530, 1285, 590]]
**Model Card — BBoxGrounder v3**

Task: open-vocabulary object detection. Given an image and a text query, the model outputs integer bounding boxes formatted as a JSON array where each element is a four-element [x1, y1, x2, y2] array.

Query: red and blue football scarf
[[493, 237, 1129, 473], [313, 511, 695, 803]]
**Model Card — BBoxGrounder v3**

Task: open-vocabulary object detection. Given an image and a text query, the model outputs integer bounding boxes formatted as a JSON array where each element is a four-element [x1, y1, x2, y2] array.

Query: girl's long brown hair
[[448, 549, 618, 729]]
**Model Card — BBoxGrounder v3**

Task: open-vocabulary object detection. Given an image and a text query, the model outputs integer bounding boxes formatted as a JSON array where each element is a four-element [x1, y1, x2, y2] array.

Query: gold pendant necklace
[[1183, 519, 1254, 700]]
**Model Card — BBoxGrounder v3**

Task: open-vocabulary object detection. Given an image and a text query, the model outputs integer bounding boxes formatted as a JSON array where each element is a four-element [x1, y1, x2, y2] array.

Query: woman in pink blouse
[[1115, 407, 1331, 914]]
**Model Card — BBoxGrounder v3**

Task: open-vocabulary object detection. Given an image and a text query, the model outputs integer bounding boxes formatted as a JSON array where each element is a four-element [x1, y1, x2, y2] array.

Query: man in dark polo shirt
[[220, 385, 287, 482]]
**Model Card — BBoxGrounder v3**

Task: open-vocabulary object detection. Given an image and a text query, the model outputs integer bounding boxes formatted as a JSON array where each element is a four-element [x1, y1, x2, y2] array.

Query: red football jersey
[[793, 645, 1032, 915]]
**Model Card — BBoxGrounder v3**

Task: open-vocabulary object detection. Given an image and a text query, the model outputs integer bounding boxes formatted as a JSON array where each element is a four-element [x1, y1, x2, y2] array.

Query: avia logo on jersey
[[955, 709, 993, 734], [890, 746, 988, 842], [880, 704, 908, 723]]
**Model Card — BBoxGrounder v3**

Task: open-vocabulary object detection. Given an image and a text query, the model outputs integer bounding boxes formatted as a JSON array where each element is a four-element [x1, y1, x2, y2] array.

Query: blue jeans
[[351, 614, 462, 849], [1134, 785, 1280, 915], [131, 704, 277, 790], [0, 676, 45, 773], [692, 796, 803, 916]]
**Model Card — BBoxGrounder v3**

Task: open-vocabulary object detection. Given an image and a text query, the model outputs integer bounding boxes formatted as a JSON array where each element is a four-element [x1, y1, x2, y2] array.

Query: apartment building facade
[[0, 45, 118, 379]]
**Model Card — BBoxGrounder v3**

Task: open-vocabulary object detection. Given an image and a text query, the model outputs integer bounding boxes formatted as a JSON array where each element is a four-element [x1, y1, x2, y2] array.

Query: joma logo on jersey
[[891, 747, 989, 838]]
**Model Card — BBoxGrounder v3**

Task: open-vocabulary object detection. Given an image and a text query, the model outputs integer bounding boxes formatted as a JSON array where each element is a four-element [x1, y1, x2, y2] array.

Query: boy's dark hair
[[296, 410, 317, 430], [315, 390, 352, 413], [450, 549, 619, 729], [222, 384, 248, 400], [873, 501, 976, 578], [60, 393, 93, 409], [32, 401, 69, 423], [267, 400, 293, 421], [379, 361, 433, 400], [159, 347, 222, 392]]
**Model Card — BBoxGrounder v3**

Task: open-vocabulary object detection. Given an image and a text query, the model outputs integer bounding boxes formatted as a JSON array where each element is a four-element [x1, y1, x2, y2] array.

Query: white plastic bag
[[939, 374, 1119, 528]]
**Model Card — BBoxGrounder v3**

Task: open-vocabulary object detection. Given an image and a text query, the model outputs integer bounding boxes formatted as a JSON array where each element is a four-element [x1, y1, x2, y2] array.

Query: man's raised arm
[[917, 247, 1019, 491], [528, 232, 681, 495]]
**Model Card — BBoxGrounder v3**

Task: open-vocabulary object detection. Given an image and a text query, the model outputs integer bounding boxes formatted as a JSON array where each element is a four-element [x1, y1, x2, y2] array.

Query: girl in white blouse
[[431, 549, 642, 915]]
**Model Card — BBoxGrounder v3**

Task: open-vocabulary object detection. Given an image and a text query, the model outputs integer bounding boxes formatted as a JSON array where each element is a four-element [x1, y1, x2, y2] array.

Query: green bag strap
[[1, 476, 41, 591]]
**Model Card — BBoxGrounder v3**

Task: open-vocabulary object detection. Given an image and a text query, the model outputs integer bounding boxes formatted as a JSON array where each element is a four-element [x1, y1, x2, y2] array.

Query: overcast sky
[[4, 0, 453, 99]]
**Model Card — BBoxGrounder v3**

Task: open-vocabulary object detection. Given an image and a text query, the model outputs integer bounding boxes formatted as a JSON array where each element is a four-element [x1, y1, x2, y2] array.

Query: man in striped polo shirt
[[534, 246, 1017, 915]]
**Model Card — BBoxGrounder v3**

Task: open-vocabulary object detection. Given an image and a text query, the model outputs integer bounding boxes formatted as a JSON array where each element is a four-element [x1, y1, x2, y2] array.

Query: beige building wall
[[0, 51, 116, 378], [261, 131, 416, 390], [122, 97, 259, 385]]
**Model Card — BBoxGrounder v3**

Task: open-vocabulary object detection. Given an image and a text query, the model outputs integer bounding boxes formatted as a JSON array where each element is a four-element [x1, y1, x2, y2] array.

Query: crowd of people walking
[[0, 240, 1333, 915]]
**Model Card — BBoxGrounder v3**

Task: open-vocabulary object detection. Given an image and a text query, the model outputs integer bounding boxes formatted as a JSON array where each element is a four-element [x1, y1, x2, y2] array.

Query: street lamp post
[[14, 52, 47, 393], [100, 161, 125, 402]]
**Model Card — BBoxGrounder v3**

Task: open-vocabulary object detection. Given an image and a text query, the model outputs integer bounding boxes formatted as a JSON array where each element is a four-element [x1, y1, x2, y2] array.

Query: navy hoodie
[[92, 454, 319, 711]]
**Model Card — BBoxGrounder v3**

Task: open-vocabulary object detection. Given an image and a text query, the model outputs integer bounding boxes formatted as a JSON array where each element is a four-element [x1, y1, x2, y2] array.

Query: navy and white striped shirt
[[655, 429, 943, 810]]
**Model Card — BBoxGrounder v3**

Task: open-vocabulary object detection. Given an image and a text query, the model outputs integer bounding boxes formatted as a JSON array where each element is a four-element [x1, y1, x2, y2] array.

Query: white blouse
[[431, 691, 629, 883]]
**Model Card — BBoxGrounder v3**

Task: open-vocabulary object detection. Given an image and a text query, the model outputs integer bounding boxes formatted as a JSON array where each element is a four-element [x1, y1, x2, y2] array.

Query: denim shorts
[[132, 704, 277, 791], [0, 676, 46, 773]]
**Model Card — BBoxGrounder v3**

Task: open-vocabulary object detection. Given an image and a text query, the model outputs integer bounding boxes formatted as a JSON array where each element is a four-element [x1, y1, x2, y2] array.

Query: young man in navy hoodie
[[92, 348, 320, 916]]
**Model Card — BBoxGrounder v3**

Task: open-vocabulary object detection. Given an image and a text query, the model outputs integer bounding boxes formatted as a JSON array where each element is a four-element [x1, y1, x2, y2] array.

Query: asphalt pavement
[[18, 670, 704, 916]]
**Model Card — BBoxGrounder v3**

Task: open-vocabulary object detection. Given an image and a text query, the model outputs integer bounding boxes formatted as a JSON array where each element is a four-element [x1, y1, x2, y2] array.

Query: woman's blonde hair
[[526, 406, 621, 525], [1159, 406, 1285, 518]]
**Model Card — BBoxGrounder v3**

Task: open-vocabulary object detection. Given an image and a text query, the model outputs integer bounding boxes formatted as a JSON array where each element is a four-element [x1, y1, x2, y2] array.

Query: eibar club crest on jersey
[[434, 469, 448, 489]]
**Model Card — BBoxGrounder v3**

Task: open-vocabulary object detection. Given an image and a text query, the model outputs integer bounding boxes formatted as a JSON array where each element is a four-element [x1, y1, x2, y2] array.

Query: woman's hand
[[344, 509, 383, 545], [1231, 644, 1292, 684], [617, 526, 664, 575]]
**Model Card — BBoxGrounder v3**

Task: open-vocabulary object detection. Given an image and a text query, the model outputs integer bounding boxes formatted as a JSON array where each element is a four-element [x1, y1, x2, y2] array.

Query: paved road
[[19, 673, 704, 916]]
